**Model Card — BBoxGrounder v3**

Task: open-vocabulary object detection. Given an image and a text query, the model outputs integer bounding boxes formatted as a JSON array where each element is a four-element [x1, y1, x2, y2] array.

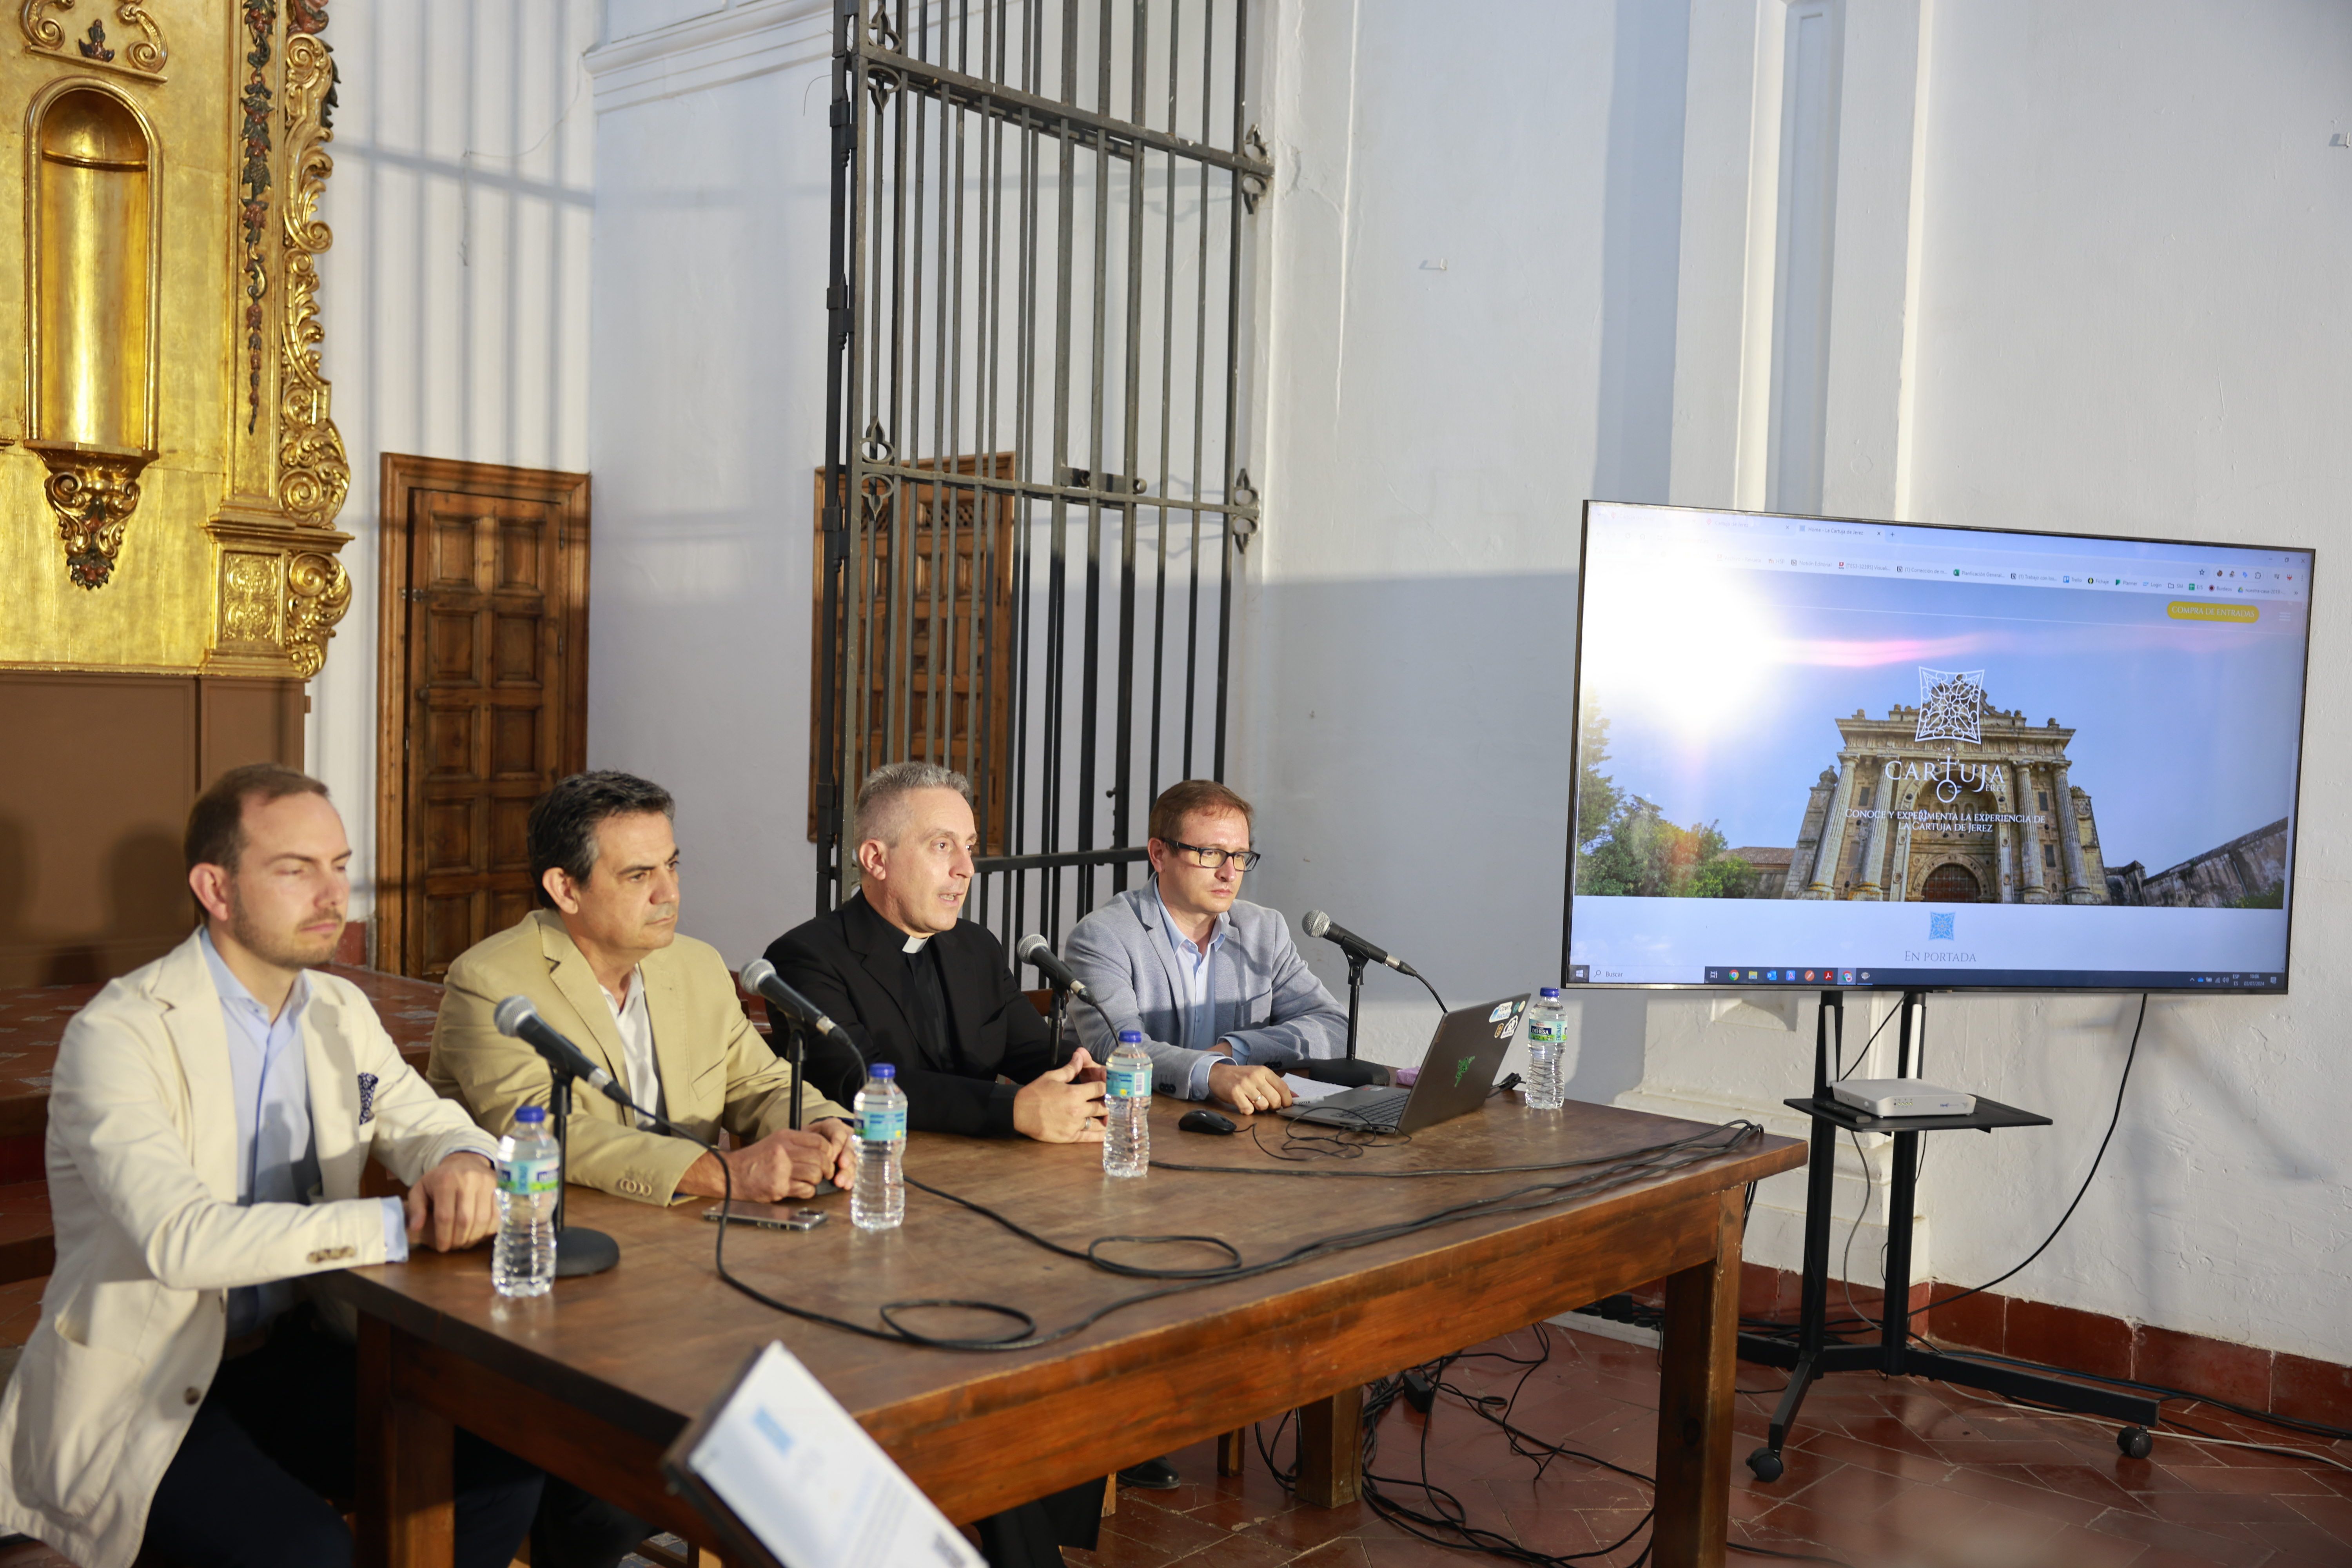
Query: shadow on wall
[[1243, 570, 1650, 1105], [0, 818, 191, 987]]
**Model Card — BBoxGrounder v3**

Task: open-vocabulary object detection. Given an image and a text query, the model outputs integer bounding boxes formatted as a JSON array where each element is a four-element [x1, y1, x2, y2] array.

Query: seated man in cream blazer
[[0, 765, 540, 1568], [430, 769, 855, 1208]]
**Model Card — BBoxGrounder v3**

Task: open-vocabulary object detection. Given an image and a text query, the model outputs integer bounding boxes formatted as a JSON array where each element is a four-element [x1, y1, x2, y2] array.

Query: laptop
[[1277, 994, 1530, 1133]]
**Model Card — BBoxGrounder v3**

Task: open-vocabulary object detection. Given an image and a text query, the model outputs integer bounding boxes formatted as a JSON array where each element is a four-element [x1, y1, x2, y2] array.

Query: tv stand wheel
[[1746, 1446, 1785, 1483], [2117, 1425, 2154, 1460]]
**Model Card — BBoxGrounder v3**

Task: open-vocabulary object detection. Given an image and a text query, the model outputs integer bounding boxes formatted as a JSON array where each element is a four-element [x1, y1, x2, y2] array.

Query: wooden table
[[319, 1096, 1800, 1568]]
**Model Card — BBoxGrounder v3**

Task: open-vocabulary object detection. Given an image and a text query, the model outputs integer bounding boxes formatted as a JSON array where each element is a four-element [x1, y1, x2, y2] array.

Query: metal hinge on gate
[[1062, 465, 1148, 498], [1240, 126, 1271, 213]]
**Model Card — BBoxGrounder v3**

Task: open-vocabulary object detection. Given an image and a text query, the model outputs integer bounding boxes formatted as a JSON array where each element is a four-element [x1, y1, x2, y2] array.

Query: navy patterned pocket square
[[357, 1071, 379, 1125]]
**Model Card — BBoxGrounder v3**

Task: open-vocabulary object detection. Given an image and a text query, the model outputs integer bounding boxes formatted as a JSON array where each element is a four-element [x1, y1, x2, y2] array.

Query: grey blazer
[[1064, 886, 1348, 1097]]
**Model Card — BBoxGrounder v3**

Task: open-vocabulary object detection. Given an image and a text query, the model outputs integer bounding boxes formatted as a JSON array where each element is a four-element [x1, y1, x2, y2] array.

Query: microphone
[[1016, 934, 1094, 999], [492, 995, 633, 1109], [1301, 910, 1420, 978], [738, 958, 845, 1039]]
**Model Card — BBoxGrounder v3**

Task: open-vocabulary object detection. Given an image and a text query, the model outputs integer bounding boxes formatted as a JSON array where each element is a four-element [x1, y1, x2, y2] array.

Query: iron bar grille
[[817, 0, 1269, 956]]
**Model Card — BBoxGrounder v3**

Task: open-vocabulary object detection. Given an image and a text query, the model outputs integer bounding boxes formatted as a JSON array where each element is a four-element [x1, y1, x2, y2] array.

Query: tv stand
[[1736, 989, 2161, 1481]]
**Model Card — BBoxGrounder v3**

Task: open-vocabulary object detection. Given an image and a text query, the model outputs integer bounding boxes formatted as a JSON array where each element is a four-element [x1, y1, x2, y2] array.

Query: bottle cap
[[870, 1063, 896, 1080], [515, 1105, 547, 1124], [1118, 1029, 1143, 1043], [1540, 987, 1561, 998]]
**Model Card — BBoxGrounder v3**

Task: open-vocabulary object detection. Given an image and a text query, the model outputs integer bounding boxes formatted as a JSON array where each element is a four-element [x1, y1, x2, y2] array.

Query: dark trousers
[[533, 1475, 650, 1568], [973, 1477, 1105, 1568], [144, 1313, 541, 1568]]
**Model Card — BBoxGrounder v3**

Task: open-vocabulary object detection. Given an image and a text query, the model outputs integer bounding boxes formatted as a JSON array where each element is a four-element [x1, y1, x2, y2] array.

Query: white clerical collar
[[902, 933, 930, 954]]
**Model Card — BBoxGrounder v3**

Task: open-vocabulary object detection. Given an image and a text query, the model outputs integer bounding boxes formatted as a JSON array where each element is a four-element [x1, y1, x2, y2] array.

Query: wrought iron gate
[[816, 0, 1270, 950]]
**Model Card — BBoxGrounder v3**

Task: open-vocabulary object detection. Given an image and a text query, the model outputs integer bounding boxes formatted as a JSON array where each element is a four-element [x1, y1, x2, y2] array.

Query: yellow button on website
[[2168, 601, 2258, 623]]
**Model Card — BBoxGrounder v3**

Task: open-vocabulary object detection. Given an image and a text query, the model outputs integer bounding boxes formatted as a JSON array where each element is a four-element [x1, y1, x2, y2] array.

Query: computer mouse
[[1178, 1109, 1238, 1136]]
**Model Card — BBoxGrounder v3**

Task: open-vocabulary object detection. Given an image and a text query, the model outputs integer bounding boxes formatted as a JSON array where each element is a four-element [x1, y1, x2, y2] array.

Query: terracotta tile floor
[[0, 1323, 2344, 1567], [1066, 1323, 2352, 1568]]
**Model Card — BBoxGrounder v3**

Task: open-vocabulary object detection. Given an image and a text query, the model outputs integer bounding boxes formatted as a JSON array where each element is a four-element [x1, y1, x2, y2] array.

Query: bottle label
[[1107, 1063, 1152, 1100], [860, 1104, 906, 1143], [501, 1154, 559, 1196], [1528, 1021, 1568, 1044]]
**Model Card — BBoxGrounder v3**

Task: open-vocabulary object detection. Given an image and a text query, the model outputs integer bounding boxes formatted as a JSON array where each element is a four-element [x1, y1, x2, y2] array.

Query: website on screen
[[1565, 504, 2312, 990]]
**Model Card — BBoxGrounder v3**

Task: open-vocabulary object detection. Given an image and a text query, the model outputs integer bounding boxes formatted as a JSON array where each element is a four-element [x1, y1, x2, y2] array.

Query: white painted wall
[[581, 2, 838, 968], [1238, 0, 1688, 1105], [308, 0, 599, 926], [1250, 0, 2352, 1365]]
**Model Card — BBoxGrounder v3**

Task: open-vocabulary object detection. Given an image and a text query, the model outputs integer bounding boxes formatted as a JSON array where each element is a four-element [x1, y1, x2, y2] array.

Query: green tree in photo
[[1574, 707, 1759, 898]]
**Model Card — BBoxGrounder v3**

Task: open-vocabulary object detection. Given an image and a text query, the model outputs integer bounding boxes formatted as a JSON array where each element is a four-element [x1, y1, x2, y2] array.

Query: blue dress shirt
[[1155, 891, 1240, 1100], [199, 931, 406, 1336]]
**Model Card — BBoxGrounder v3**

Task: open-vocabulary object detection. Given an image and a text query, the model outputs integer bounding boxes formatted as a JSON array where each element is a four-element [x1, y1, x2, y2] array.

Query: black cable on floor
[[1241, 1324, 1858, 1568]]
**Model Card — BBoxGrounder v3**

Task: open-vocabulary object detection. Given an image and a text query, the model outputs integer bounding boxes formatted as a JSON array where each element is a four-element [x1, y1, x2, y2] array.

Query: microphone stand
[[1342, 951, 1369, 1061], [1048, 978, 1074, 1067], [778, 1013, 808, 1132], [544, 1066, 621, 1278]]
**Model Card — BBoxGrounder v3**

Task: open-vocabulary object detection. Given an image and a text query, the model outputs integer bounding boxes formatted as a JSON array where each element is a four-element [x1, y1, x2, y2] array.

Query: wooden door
[[377, 457, 589, 978], [809, 454, 1016, 853]]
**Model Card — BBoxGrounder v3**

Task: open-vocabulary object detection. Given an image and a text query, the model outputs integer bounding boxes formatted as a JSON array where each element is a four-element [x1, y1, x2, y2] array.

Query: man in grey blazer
[[1065, 780, 1347, 1114]]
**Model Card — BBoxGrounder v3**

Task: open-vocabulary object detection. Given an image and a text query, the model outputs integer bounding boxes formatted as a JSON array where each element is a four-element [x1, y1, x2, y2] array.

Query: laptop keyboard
[[1324, 1086, 1411, 1127]]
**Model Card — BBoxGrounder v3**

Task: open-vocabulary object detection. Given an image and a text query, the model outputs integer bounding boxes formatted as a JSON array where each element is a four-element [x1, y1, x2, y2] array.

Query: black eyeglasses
[[1166, 839, 1261, 871]]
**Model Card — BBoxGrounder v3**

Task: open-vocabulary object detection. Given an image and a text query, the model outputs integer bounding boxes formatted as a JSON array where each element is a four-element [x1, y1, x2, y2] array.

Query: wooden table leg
[[1216, 1428, 1248, 1477], [1652, 1189, 1743, 1568], [356, 1316, 456, 1568], [1296, 1385, 1364, 1508]]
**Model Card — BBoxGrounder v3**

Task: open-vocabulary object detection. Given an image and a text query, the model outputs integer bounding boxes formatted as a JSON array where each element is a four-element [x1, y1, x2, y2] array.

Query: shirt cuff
[[1184, 1053, 1218, 1102], [380, 1198, 410, 1263]]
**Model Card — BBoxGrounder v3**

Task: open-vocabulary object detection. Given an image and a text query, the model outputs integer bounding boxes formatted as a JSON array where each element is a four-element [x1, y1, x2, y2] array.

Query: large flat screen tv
[[1564, 502, 2314, 993]]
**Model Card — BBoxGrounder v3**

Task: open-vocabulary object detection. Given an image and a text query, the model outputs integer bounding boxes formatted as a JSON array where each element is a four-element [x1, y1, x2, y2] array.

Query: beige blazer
[[428, 911, 850, 1204], [0, 931, 499, 1568]]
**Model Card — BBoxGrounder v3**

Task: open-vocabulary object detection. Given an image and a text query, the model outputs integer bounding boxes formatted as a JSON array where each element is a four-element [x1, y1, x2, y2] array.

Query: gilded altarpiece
[[0, 0, 351, 679]]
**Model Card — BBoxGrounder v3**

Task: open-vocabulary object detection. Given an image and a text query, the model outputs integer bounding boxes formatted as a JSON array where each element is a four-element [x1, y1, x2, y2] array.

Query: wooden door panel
[[379, 458, 589, 979], [809, 455, 1017, 851]]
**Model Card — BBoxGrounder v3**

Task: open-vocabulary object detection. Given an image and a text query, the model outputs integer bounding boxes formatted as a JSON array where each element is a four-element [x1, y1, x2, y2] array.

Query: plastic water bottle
[[852, 1063, 907, 1231], [492, 1105, 558, 1297], [1524, 988, 1569, 1111], [1103, 1030, 1152, 1178]]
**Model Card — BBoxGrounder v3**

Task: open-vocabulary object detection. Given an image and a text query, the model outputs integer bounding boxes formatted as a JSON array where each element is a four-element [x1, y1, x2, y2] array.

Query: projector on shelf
[[1828, 1079, 1977, 1118]]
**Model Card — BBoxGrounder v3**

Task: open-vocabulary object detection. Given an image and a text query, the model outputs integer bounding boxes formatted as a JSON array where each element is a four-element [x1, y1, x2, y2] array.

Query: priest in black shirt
[[762, 762, 1122, 1568], [763, 764, 1105, 1142]]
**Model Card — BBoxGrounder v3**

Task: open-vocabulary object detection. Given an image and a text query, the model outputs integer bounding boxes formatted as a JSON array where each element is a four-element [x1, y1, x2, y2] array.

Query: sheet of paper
[[686, 1341, 984, 1568], [1283, 1073, 1348, 1102]]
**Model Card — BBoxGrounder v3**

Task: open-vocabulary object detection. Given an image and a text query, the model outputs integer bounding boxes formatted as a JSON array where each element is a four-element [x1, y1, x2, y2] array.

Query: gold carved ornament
[[282, 549, 349, 678], [275, 15, 346, 526], [198, 0, 354, 679], [7, 0, 352, 677], [20, 2, 168, 78], [22, 441, 152, 588]]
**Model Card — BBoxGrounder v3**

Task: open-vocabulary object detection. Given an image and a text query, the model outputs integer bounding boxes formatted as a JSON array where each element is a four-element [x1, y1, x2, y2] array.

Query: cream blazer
[[428, 911, 851, 1204], [0, 931, 500, 1568]]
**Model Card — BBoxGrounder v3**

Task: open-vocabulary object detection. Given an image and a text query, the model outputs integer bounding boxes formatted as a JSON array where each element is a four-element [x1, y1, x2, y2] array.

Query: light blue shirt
[[1156, 890, 1238, 1100], [200, 931, 406, 1337]]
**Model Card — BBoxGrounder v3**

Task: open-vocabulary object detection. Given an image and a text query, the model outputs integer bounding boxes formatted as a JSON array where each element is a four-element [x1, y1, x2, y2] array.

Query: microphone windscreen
[[1015, 933, 1051, 963], [1302, 909, 1331, 939], [492, 995, 537, 1038], [739, 957, 778, 993]]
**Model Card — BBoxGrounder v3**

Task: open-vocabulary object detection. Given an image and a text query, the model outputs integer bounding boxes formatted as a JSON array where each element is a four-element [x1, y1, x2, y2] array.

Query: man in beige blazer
[[0, 765, 539, 1568], [430, 770, 855, 1208]]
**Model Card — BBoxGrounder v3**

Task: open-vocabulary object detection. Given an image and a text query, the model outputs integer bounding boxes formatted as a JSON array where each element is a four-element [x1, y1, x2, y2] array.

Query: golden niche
[[22, 81, 158, 589], [2, 2, 353, 680]]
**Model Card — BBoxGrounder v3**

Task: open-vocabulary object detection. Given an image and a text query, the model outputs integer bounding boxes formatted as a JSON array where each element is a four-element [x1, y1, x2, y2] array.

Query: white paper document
[[1283, 1074, 1348, 1102], [683, 1341, 984, 1568]]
